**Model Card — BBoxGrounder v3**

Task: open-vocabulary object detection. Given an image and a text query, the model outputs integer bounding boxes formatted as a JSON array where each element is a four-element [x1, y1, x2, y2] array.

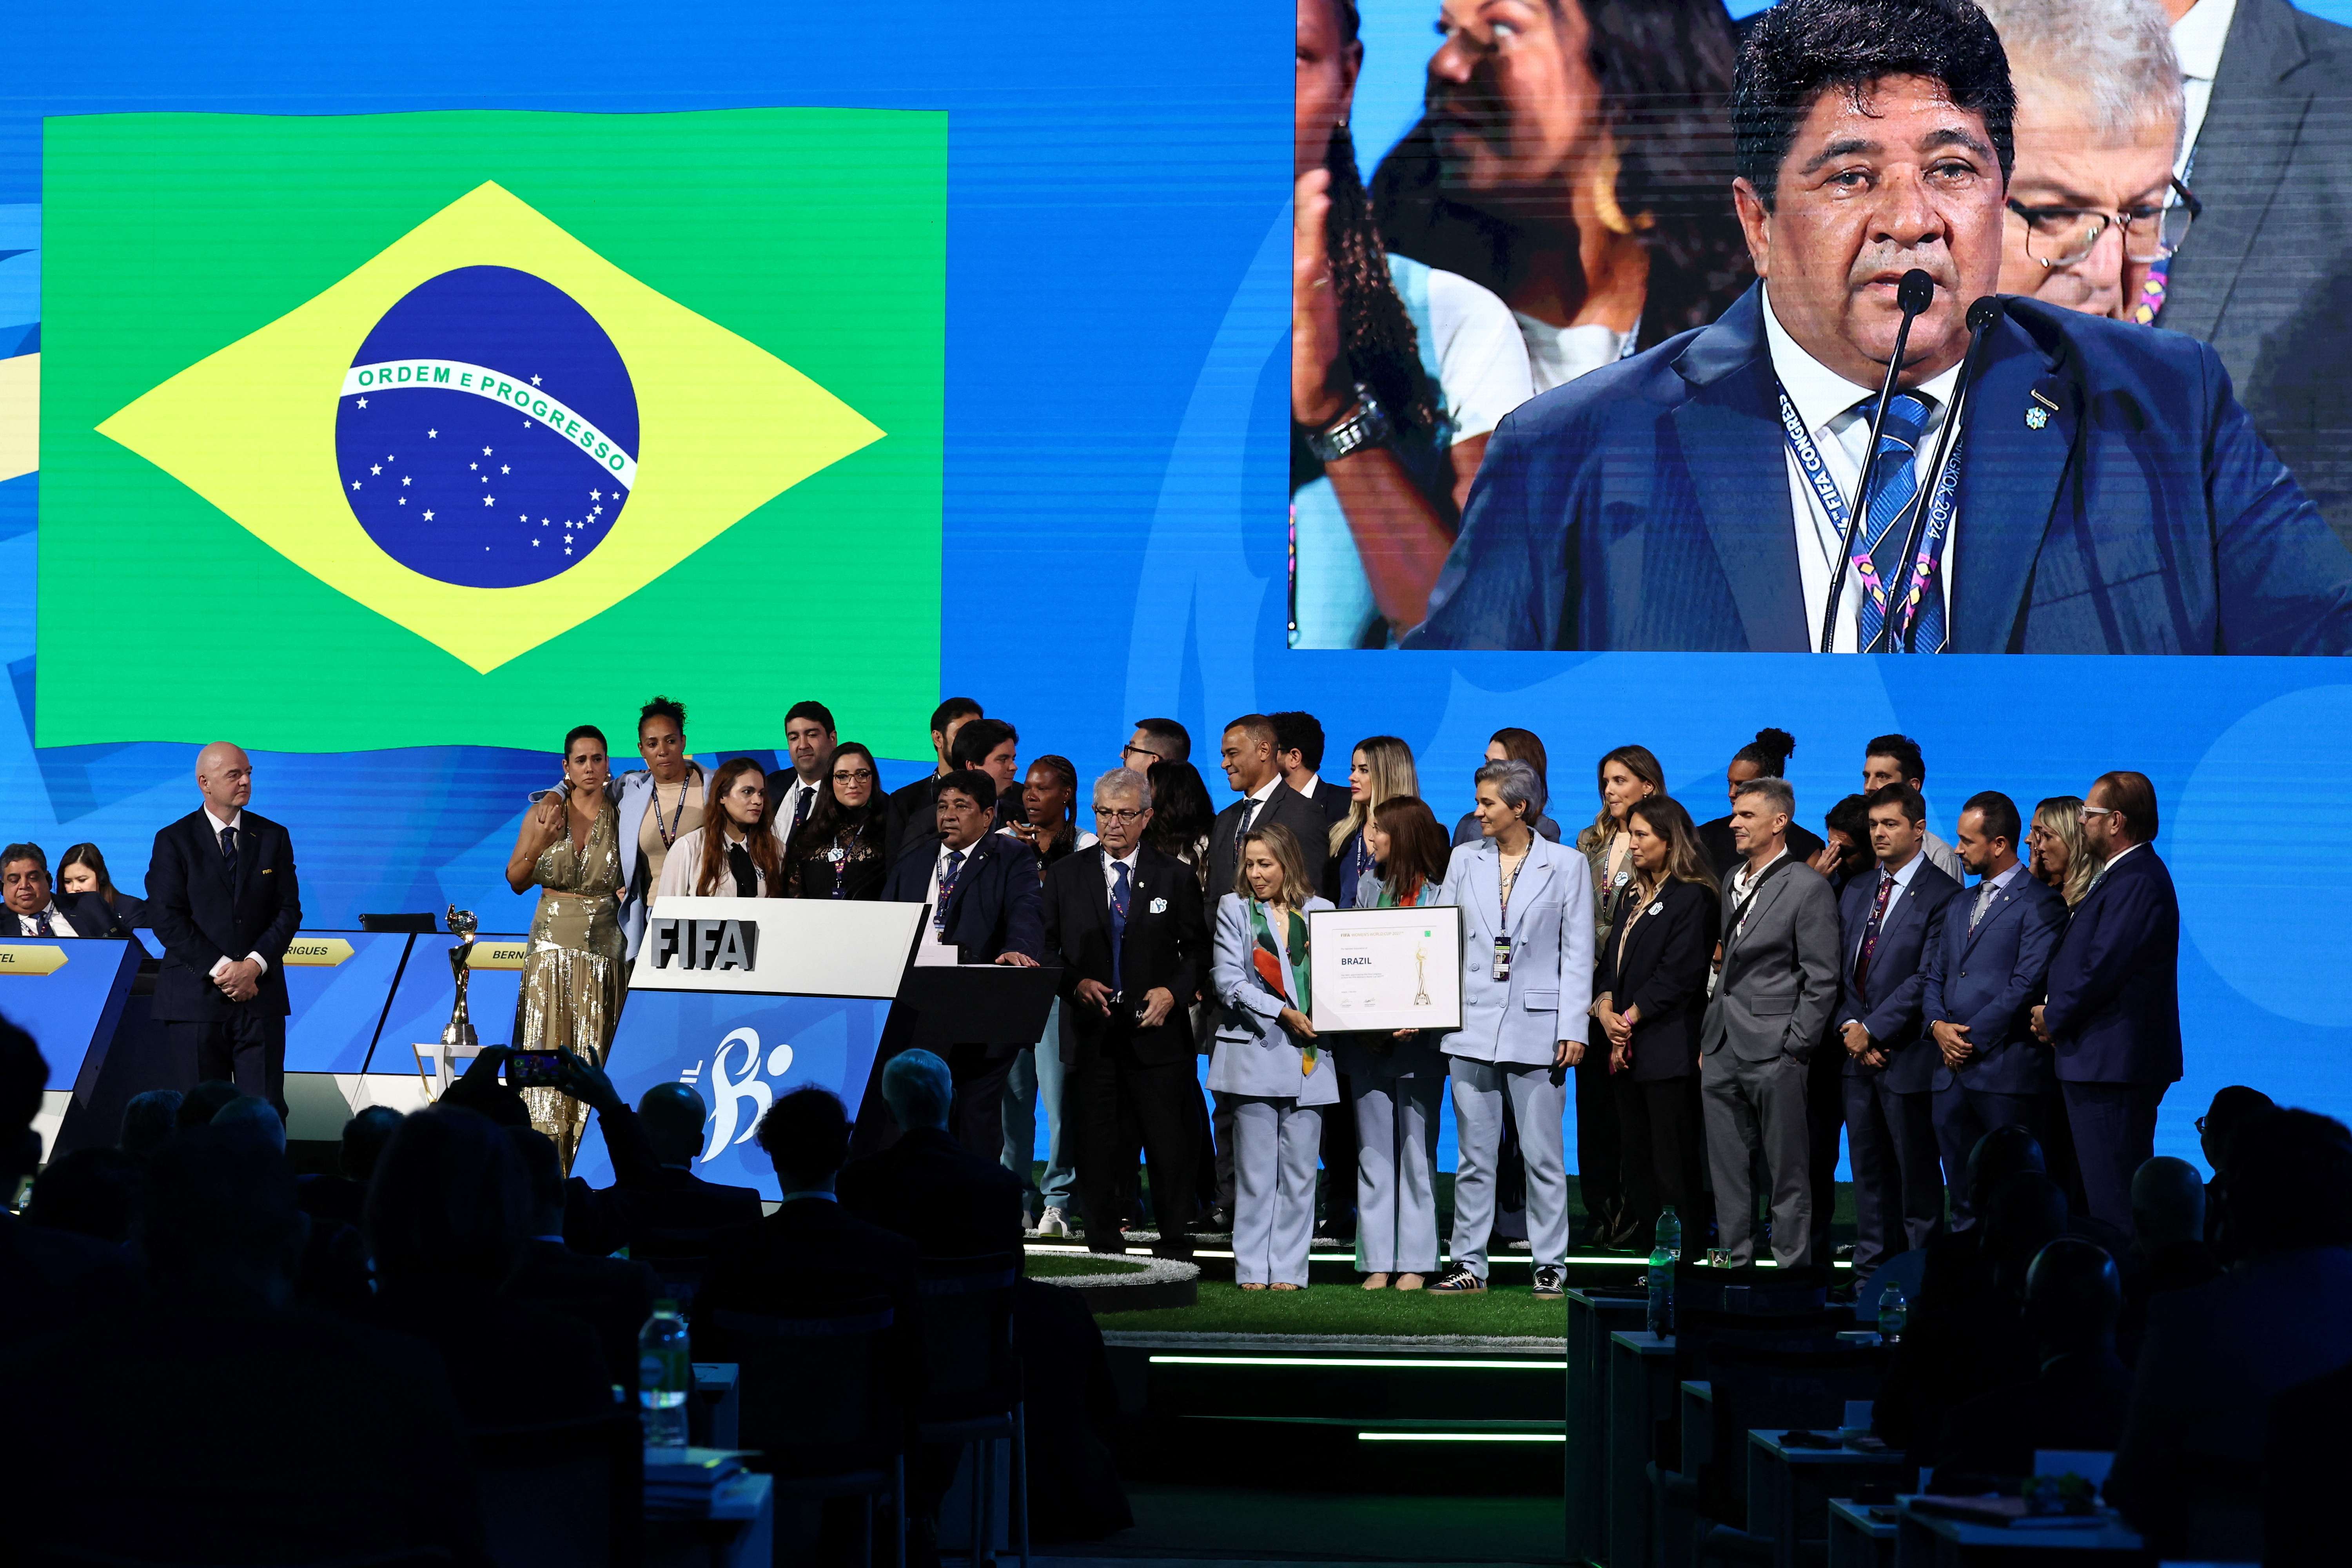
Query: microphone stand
[[1818, 270, 1936, 653], [1867, 297, 2005, 653]]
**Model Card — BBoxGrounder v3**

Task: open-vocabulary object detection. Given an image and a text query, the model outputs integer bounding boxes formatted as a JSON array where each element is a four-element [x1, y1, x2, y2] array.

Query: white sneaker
[[1037, 1206, 1071, 1238]]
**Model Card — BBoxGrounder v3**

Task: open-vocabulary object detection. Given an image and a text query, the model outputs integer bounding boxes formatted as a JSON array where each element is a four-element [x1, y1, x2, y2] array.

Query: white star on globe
[[483, 495, 495, 506], [356, 397, 368, 409], [469, 462, 477, 471], [531, 375, 542, 387], [398, 497, 406, 506], [501, 465, 510, 475], [402, 476, 410, 486], [428, 429, 437, 438], [350, 480, 361, 490], [483, 446, 493, 456], [532, 539, 540, 547], [565, 534, 574, 544], [370, 464, 381, 475], [423, 510, 434, 521], [589, 489, 601, 501]]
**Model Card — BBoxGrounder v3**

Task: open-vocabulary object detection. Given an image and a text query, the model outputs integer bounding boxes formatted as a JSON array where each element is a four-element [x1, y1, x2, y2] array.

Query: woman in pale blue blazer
[[1210, 824, 1337, 1289], [1428, 760, 1594, 1298], [1339, 796, 1454, 1290]]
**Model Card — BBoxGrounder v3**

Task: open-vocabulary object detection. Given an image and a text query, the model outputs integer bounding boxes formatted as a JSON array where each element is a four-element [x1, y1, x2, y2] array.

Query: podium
[[573, 896, 1000, 1198]]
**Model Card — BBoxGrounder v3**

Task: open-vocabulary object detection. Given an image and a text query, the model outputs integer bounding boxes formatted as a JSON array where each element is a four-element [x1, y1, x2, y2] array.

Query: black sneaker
[[1532, 1265, 1566, 1298], [1428, 1264, 1487, 1293]]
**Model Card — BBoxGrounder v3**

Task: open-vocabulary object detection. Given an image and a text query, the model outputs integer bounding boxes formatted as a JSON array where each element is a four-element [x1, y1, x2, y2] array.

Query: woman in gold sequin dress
[[505, 724, 627, 1163]]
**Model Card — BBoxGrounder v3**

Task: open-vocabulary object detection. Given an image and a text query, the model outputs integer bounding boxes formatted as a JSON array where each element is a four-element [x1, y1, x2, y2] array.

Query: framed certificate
[[1307, 906, 1464, 1034]]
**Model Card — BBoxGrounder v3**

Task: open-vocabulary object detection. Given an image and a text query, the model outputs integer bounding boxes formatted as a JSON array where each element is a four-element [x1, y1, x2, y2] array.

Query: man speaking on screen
[[1406, 0, 2352, 655]]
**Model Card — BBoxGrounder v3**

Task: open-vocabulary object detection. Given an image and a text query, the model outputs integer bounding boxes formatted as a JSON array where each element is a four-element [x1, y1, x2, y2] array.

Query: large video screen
[[4, 0, 2349, 1172]]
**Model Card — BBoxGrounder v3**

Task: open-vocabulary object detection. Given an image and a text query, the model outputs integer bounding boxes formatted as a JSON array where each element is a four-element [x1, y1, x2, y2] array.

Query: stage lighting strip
[[1027, 1243, 1851, 1269], [1358, 1432, 1566, 1443], [1149, 1356, 1565, 1370]]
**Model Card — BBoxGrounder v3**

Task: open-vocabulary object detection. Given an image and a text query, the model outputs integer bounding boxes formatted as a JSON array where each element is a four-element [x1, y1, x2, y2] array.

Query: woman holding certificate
[[1428, 760, 1593, 1298], [656, 759, 788, 901], [1592, 796, 1717, 1247], [1338, 795, 1452, 1289], [1210, 824, 1337, 1290]]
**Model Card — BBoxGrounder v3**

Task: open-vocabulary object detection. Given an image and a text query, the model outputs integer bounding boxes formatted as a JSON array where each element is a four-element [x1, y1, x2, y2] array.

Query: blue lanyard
[[1777, 389, 1964, 651]]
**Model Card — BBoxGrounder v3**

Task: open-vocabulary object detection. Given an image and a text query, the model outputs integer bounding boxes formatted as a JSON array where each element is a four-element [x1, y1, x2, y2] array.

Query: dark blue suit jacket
[[2040, 846, 2181, 1086], [1836, 858, 1960, 1093], [881, 831, 1044, 965], [1919, 870, 2069, 1096], [1408, 285, 2352, 653], [144, 808, 302, 1021]]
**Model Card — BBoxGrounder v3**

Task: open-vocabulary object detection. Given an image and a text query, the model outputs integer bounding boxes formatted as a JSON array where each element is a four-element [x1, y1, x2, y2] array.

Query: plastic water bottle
[[1655, 1206, 1683, 1263], [1646, 1230, 1676, 1339], [638, 1299, 691, 1448], [1876, 1281, 1909, 1346]]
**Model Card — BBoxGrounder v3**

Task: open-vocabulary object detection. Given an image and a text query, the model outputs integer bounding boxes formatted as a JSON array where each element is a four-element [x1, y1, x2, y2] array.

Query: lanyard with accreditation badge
[[1777, 388, 1964, 652], [1495, 849, 1526, 980]]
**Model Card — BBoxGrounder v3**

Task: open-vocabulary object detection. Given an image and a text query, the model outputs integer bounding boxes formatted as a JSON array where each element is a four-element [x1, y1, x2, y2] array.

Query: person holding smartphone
[[1209, 824, 1337, 1290]]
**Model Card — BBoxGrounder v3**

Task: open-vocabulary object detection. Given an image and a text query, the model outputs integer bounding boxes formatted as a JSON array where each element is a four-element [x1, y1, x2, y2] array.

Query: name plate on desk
[[1307, 906, 1465, 1033], [627, 896, 926, 998]]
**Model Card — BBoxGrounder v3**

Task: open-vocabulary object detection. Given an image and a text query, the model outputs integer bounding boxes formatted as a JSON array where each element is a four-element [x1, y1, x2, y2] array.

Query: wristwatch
[[1303, 382, 1392, 463]]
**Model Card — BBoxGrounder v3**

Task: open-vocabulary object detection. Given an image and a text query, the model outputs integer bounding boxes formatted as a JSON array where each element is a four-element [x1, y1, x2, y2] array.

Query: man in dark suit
[[1836, 784, 1962, 1281], [884, 695, 983, 859], [763, 698, 837, 844], [2, 843, 119, 938], [1701, 777, 1841, 1271], [2159, 0, 2352, 559], [2031, 771, 2182, 1232], [840, 1049, 1026, 1261], [1921, 791, 2067, 1229], [503, 1126, 661, 1390], [877, 768, 1045, 1156], [1407, 0, 2352, 656], [144, 741, 303, 1114], [1206, 714, 1332, 903], [1270, 710, 1351, 829], [1041, 766, 1210, 1258], [555, 1062, 765, 1257]]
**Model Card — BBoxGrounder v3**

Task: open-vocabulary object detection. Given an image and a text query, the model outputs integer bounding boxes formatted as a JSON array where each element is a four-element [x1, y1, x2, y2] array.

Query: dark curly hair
[[1371, 0, 1754, 349], [1733, 0, 2015, 209]]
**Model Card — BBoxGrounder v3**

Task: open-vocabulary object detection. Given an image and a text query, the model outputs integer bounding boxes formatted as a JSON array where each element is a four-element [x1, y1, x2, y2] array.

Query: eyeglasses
[[1120, 744, 1165, 766], [831, 768, 875, 784], [1094, 806, 1147, 824], [2079, 806, 2118, 821], [2008, 177, 2202, 269]]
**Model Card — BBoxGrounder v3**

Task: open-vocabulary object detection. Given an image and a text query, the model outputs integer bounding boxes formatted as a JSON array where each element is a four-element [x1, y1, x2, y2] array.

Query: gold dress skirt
[[512, 802, 626, 1166]]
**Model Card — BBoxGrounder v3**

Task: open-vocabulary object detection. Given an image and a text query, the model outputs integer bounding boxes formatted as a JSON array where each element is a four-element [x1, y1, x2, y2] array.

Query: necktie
[[1109, 860, 1131, 993], [34, 909, 53, 937], [1848, 392, 1935, 653], [726, 842, 757, 898], [1853, 871, 1895, 1004], [1239, 797, 1263, 837], [1970, 878, 1999, 930], [218, 823, 240, 884], [935, 849, 965, 934], [792, 784, 814, 833]]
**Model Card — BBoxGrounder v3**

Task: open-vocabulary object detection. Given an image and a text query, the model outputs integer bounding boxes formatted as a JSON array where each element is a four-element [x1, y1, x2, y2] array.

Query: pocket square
[[1150, 897, 1168, 913]]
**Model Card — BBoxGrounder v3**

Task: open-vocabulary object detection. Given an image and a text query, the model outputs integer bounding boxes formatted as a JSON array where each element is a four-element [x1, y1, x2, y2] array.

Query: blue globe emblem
[[335, 266, 639, 589]]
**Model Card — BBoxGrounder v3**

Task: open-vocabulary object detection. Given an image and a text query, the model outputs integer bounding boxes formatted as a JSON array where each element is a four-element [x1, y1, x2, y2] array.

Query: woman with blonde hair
[[1210, 824, 1338, 1289], [1329, 735, 1420, 907], [657, 758, 789, 902], [2030, 796, 2102, 907]]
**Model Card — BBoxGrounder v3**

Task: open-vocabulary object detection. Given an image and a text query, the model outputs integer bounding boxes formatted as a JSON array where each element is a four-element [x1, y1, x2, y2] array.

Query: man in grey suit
[[1700, 778, 1841, 1271], [2159, 0, 2352, 552]]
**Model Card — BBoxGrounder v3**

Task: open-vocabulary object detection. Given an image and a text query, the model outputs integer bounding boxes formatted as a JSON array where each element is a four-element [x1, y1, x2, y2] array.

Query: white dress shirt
[[1844, 849, 1928, 1025], [2172, 0, 2239, 180], [1100, 846, 1141, 905], [913, 838, 977, 968], [15, 904, 77, 938], [1763, 287, 1966, 652], [1235, 776, 1280, 835], [202, 806, 269, 982], [1728, 846, 1791, 938], [774, 773, 824, 838], [1969, 858, 2029, 928]]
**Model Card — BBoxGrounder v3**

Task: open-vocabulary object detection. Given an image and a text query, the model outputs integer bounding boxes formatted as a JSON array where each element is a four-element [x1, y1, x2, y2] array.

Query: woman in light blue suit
[[1339, 796, 1453, 1290], [1428, 759, 1595, 1298], [1210, 824, 1338, 1289]]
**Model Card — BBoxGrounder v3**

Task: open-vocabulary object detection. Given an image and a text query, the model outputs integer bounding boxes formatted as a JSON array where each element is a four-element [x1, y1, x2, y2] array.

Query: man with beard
[[1408, 0, 2352, 655]]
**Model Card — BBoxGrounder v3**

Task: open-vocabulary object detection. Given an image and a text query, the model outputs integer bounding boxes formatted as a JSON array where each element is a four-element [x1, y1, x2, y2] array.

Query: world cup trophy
[[1414, 941, 1431, 1008], [443, 904, 480, 1052]]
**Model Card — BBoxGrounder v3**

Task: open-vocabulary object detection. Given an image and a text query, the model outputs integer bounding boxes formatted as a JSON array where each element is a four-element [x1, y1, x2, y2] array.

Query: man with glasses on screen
[[1408, 0, 2352, 655]]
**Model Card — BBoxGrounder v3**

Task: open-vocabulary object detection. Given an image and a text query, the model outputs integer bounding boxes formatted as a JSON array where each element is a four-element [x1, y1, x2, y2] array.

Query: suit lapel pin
[[2025, 387, 2059, 430]]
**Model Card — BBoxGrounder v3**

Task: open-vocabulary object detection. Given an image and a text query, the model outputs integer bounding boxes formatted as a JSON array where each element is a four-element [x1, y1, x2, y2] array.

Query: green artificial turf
[[1024, 1252, 1152, 1279], [1099, 1279, 1569, 1338]]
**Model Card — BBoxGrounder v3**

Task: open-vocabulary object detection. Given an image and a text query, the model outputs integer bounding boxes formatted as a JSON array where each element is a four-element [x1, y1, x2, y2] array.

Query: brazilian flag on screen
[[37, 109, 946, 754]]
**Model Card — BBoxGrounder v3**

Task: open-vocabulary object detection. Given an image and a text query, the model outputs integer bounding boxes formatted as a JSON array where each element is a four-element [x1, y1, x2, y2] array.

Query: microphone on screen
[[1867, 294, 2007, 652], [1819, 268, 1937, 653]]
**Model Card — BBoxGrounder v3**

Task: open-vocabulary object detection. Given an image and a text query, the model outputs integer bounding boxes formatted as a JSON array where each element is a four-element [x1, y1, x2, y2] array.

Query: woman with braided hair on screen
[[1292, 0, 1536, 649]]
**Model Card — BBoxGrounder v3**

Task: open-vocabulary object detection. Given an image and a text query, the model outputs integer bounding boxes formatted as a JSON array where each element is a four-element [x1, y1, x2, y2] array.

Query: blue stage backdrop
[[3, 2, 2349, 1178]]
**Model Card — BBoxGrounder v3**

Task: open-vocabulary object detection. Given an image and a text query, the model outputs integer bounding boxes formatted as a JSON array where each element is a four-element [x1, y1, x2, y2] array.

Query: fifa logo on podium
[[679, 1026, 797, 1164]]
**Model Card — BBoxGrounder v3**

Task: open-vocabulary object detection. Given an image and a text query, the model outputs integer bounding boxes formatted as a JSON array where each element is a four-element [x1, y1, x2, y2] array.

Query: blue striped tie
[[1849, 392, 1933, 653]]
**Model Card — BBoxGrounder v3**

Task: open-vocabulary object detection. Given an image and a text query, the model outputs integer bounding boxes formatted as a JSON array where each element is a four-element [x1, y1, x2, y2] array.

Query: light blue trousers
[[1353, 1075, 1443, 1274], [1000, 999, 1075, 1211], [1447, 1058, 1569, 1276], [1231, 1095, 1323, 1286]]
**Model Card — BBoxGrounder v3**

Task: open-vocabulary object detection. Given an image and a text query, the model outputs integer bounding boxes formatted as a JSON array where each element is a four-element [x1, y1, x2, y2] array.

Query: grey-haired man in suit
[[1700, 777, 1841, 1270]]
